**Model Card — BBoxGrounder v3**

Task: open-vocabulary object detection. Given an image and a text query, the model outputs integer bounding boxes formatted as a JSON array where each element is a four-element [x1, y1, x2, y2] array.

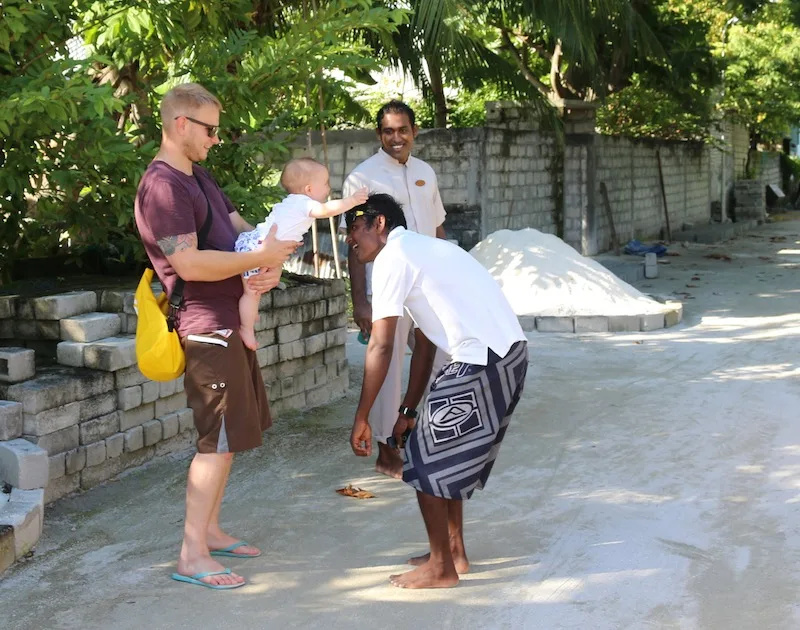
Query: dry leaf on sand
[[336, 485, 376, 499]]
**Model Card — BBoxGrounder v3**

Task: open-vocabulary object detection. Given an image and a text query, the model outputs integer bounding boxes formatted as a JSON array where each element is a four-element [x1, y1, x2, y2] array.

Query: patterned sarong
[[403, 340, 528, 499]]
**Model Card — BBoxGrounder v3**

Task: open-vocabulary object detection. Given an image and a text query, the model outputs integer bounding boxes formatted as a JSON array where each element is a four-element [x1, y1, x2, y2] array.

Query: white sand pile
[[470, 228, 665, 316]]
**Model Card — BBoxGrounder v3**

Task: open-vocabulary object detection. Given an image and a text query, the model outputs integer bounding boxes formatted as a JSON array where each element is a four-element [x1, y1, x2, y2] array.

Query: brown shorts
[[182, 330, 271, 454]]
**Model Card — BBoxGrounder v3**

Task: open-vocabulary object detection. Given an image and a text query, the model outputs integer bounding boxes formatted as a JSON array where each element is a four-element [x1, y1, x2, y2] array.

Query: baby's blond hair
[[280, 158, 326, 194]]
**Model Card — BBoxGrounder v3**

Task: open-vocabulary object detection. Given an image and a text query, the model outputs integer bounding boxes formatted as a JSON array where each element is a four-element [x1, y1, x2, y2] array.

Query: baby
[[235, 157, 368, 350]]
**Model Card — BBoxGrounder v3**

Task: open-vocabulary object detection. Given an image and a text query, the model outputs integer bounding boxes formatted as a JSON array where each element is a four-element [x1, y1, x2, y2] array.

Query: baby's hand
[[351, 187, 369, 205]]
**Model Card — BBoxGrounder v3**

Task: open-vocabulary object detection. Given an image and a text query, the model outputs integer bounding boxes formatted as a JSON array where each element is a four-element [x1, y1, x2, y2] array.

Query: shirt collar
[[377, 148, 411, 168], [387, 226, 406, 242]]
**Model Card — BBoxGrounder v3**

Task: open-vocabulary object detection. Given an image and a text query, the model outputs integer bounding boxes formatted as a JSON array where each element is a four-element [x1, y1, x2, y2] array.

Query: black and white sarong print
[[403, 340, 528, 500]]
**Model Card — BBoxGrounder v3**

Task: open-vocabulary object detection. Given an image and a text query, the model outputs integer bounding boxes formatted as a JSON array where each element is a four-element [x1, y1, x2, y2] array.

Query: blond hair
[[160, 83, 221, 129], [280, 158, 326, 193]]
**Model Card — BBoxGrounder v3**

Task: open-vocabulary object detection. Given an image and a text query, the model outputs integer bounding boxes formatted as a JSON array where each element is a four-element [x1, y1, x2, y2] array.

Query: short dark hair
[[345, 193, 407, 232], [376, 100, 416, 130]]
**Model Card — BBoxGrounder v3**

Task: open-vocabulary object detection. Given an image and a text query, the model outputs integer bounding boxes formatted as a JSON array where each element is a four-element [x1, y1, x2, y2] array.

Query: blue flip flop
[[171, 569, 244, 590], [210, 541, 262, 558]]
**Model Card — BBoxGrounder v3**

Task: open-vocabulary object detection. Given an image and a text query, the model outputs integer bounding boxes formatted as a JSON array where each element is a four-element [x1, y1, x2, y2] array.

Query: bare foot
[[239, 326, 258, 351], [409, 551, 469, 574], [176, 555, 245, 587], [207, 531, 261, 557], [375, 443, 403, 479], [390, 561, 459, 589]]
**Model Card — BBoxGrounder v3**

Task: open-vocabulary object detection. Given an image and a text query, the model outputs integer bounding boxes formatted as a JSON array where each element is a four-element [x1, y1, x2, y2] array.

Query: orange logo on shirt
[[415, 179, 426, 187]]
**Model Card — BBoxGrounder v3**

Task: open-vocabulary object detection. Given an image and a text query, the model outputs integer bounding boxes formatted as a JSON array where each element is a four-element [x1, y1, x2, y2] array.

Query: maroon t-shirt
[[134, 161, 243, 336]]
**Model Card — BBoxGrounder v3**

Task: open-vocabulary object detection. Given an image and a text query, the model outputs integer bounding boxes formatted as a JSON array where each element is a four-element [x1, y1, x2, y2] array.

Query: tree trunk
[[425, 54, 447, 128]]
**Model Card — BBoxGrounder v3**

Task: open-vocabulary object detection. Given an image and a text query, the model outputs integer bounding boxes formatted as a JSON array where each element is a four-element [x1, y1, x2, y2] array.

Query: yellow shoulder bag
[[134, 175, 215, 381]]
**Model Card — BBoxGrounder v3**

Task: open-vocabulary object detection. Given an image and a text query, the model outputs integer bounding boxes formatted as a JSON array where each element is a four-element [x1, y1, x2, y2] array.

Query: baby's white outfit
[[235, 194, 321, 277]]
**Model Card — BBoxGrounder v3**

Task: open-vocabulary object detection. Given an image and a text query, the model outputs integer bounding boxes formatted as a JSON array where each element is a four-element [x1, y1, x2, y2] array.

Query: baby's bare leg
[[239, 275, 260, 351]]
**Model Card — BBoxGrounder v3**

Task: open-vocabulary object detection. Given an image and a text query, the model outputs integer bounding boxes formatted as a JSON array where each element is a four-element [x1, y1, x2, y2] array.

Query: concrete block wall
[[760, 152, 781, 190], [0, 278, 349, 504], [594, 136, 710, 251]]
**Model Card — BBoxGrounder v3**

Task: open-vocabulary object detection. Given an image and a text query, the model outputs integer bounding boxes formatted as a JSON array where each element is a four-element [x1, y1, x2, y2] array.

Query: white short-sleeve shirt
[[343, 149, 446, 295], [371, 227, 526, 365], [255, 193, 321, 242]]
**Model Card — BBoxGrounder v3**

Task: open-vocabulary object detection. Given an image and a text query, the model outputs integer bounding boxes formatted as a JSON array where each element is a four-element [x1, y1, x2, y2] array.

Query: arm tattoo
[[156, 232, 197, 257]]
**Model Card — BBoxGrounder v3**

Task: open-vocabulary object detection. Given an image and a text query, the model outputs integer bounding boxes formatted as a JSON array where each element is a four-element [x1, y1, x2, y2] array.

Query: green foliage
[[0, 0, 403, 281], [720, 2, 800, 143]]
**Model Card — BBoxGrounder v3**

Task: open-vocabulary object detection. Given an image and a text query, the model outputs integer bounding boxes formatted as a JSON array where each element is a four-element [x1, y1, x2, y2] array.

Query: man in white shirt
[[345, 193, 528, 590], [342, 101, 448, 478]]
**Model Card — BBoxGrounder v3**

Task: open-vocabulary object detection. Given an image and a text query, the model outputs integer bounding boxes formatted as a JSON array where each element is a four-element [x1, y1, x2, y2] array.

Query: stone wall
[[0, 278, 349, 504], [593, 136, 710, 252], [285, 107, 778, 262]]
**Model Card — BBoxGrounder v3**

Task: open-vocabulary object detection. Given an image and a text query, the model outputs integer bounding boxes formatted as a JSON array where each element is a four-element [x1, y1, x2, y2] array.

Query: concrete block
[[0, 348, 35, 384], [280, 376, 302, 399], [2, 488, 44, 557], [142, 419, 162, 446], [15, 298, 33, 320], [0, 295, 17, 319], [517, 316, 536, 332], [118, 385, 143, 411], [160, 412, 180, 440], [45, 472, 80, 504], [100, 289, 137, 314], [277, 323, 303, 344], [278, 357, 305, 379], [281, 392, 306, 411], [119, 402, 155, 431], [1, 369, 114, 415], [302, 317, 323, 337], [78, 392, 116, 421], [60, 312, 121, 342], [155, 392, 187, 418], [258, 291, 273, 310], [255, 328, 276, 348], [37, 320, 61, 340], [83, 336, 136, 372], [114, 365, 148, 389], [535, 317, 575, 333], [177, 408, 194, 434], [0, 319, 14, 339], [16, 319, 43, 340], [175, 374, 185, 393], [24, 424, 79, 456], [141, 380, 159, 404], [105, 432, 124, 459], [65, 447, 86, 474], [0, 439, 48, 489], [574, 317, 610, 334], [272, 289, 295, 309], [325, 329, 347, 349], [607, 315, 641, 333], [0, 400, 23, 440], [279, 340, 306, 362], [323, 313, 348, 331], [327, 295, 347, 316], [305, 333, 327, 356], [123, 425, 144, 453], [48, 452, 66, 481], [324, 346, 346, 364], [85, 440, 106, 467], [32, 291, 97, 320], [640, 313, 666, 332], [158, 379, 176, 399], [665, 308, 682, 328], [23, 401, 80, 436], [79, 411, 120, 445]]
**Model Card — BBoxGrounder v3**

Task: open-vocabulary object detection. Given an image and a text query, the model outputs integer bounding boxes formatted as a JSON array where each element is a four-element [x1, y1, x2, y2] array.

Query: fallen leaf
[[758, 256, 773, 261], [336, 484, 376, 499], [691, 276, 701, 281], [704, 253, 732, 262], [666, 252, 681, 257], [770, 236, 787, 242], [686, 284, 698, 288], [634, 341, 643, 344], [658, 259, 671, 265]]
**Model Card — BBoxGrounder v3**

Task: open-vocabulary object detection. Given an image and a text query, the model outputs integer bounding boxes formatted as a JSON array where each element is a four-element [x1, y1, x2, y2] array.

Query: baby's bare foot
[[239, 326, 258, 351]]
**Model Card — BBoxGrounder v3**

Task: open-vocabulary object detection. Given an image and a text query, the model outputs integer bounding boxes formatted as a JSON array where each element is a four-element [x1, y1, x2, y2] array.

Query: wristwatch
[[398, 406, 418, 419]]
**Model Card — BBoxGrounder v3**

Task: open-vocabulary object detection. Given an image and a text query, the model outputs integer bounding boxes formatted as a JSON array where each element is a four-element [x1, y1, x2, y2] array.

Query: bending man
[[346, 194, 528, 589]]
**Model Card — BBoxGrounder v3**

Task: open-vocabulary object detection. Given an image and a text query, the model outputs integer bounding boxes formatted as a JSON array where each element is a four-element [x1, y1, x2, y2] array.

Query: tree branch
[[500, 29, 550, 97]]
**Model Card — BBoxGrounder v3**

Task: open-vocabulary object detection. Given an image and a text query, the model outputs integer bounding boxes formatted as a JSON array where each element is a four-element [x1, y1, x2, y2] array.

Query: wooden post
[[656, 150, 672, 241], [599, 182, 620, 255]]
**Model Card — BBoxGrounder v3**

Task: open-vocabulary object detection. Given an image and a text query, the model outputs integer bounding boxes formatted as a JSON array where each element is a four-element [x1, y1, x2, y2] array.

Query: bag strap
[[167, 172, 215, 331]]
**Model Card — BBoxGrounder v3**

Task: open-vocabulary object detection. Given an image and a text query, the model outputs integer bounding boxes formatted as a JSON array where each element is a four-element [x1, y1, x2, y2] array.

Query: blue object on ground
[[623, 240, 668, 257]]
